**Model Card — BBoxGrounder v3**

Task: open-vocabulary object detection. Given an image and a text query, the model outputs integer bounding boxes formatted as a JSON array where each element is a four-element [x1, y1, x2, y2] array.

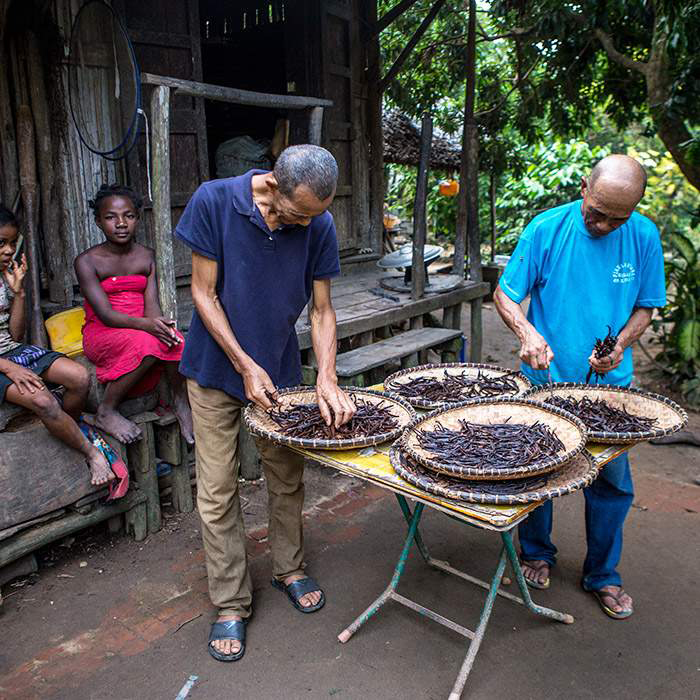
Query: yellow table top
[[295, 441, 628, 531]]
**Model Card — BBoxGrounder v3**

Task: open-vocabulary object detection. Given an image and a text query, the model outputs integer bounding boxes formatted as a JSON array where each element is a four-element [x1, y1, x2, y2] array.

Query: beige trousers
[[187, 379, 305, 618]]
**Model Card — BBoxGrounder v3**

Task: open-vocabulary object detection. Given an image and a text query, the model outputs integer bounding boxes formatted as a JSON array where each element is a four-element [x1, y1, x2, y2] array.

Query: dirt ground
[[0, 303, 698, 700]]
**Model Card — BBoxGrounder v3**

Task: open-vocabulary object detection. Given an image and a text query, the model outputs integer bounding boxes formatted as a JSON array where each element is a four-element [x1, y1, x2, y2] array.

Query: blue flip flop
[[208, 619, 247, 662], [272, 576, 325, 613]]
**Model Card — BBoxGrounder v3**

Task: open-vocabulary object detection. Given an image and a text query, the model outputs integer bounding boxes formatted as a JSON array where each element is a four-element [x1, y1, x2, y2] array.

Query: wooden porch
[[297, 272, 487, 354]]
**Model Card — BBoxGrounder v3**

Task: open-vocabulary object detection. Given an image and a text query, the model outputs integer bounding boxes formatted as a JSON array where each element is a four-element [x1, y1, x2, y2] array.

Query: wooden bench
[[313, 327, 463, 387]]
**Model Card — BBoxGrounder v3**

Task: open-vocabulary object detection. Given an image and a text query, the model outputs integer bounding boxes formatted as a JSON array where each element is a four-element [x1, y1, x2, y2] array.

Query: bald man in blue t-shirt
[[495, 154, 666, 620]]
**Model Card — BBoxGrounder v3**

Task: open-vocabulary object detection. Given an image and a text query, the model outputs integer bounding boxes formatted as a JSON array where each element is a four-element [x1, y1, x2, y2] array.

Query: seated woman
[[75, 184, 193, 445], [0, 206, 113, 486]]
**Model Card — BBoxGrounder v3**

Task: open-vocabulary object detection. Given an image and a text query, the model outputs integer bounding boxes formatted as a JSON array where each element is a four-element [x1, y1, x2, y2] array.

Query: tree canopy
[[379, 0, 700, 191]]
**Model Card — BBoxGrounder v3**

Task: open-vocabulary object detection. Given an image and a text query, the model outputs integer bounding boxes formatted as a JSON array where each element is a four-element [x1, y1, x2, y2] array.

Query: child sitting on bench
[[75, 184, 193, 446], [0, 205, 113, 486]]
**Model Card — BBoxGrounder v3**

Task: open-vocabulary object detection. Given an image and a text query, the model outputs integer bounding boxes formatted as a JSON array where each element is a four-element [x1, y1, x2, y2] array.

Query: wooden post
[[308, 106, 324, 145], [454, 0, 478, 282], [365, 2, 385, 255], [489, 171, 496, 263], [412, 113, 432, 300], [26, 31, 67, 304], [0, 53, 18, 205], [16, 105, 47, 346], [150, 85, 177, 321], [464, 0, 483, 362], [127, 421, 161, 535]]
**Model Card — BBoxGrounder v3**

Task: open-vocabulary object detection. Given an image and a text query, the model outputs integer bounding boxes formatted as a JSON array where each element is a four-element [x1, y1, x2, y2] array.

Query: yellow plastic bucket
[[45, 307, 85, 357]]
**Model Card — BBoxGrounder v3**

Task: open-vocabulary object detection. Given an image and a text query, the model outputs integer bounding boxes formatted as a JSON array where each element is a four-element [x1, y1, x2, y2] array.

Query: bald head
[[589, 154, 647, 206], [580, 155, 647, 237]]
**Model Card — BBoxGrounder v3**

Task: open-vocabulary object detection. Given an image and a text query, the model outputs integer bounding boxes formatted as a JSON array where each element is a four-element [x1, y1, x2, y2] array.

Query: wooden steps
[[302, 327, 463, 387]]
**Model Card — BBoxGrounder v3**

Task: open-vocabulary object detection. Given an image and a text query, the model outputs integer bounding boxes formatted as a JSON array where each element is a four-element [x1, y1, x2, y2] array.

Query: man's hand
[[3, 363, 46, 394], [3, 254, 27, 294], [519, 328, 554, 370], [241, 362, 278, 410], [588, 340, 624, 375], [316, 375, 356, 428]]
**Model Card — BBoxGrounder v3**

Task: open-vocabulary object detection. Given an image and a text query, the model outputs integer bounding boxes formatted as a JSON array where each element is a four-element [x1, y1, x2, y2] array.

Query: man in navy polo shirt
[[175, 145, 356, 661], [495, 155, 666, 621]]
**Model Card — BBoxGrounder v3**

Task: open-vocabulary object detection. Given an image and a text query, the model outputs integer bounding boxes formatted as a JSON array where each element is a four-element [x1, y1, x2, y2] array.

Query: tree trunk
[[594, 20, 700, 193], [645, 26, 700, 192]]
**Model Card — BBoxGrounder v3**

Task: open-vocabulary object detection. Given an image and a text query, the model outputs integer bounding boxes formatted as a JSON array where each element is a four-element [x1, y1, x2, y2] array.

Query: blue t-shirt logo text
[[612, 262, 636, 284]]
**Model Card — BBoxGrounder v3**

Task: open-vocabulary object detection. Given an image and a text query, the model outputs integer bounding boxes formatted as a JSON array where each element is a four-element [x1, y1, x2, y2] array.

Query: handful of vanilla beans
[[586, 326, 618, 383], [267, 397, 398, 440]]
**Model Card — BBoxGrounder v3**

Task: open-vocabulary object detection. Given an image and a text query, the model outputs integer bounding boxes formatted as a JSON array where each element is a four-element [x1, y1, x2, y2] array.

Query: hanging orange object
[[439, 179, 459, 196]]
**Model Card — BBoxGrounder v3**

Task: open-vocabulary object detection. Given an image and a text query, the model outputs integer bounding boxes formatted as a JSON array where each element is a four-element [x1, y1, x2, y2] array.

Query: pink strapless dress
[[82, 275, 184, 393]]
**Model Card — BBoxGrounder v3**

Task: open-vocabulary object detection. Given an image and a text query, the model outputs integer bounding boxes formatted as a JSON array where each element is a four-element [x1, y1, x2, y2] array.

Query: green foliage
[[489, 0, 700, 188], [654, 232, 700, 405], [630, 146, 700, 241], [494, 138, 611, 251]]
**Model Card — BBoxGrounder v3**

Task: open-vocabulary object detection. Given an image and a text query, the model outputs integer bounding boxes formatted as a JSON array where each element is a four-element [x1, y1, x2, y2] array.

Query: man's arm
[[494, 286, 554, 370], [309, 278, 356, 427], [190, 252, 277, 409], [588, 307, 653, 374]]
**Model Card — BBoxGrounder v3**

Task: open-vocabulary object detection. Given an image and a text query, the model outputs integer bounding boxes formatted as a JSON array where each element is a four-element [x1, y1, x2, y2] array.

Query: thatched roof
[[382, 110, 461, 170]]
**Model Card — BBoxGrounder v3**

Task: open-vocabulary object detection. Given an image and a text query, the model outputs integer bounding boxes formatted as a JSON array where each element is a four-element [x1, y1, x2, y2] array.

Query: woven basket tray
[[398, 397, 587, 481], [524, 383, 688, 444], [384, 362, 532, 409], [390, 446, 598, 505], [244, 386, 415, 451]]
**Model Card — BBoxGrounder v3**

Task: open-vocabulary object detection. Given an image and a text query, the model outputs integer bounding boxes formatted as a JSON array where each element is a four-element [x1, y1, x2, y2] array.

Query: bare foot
[[94, 406, 142, 443], [521, 559, 550, 588], [211, 614, 243, 656], [284, 574, 322, 608], [86, 447, 115, 486], [174, 390, 194, 445]]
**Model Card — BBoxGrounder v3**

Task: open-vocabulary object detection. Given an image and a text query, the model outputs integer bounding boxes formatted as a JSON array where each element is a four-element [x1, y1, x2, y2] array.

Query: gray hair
[[273, 145, 338, 201]]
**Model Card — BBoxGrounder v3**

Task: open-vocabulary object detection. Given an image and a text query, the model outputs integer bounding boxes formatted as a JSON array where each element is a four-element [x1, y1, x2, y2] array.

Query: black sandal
[[271, 576, 325, 613], [208, 619, 247, 662]]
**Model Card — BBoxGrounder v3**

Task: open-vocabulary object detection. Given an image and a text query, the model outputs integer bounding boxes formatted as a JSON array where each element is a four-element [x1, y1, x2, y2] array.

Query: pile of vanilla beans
[[393, 369, 520, 403], [415, 419, 565, 470], [545, 395, 656, 433], [267, 397, 398, 440], [406, 454, 550, 495]]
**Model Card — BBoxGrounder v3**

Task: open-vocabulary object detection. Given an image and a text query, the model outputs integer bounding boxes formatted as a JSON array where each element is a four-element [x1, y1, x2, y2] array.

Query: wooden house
[[0, 0, 489, 574], [1, 0, 384, 312]]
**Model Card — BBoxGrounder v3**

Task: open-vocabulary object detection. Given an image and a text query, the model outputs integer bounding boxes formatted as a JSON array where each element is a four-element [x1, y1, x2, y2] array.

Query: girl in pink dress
[[75, 185, 193, 445]]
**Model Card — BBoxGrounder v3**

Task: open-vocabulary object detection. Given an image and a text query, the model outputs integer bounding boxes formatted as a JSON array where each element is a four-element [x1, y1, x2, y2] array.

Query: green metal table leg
[[395, 493, 432, 563], [338, 501, 425, 643], [448, 545, 507, 700], [501, 531, 574, 624]]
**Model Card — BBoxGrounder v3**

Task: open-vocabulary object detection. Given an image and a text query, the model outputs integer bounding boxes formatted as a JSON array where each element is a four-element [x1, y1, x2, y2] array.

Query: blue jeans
[[518, 453, 634, 590]]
